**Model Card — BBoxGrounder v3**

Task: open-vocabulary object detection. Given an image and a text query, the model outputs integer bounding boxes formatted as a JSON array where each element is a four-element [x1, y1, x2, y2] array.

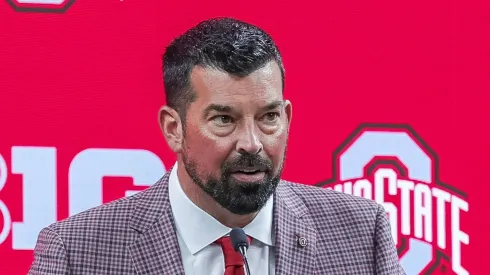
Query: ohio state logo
[[6, 0, 75, 13], [316, 123, 469, 275]]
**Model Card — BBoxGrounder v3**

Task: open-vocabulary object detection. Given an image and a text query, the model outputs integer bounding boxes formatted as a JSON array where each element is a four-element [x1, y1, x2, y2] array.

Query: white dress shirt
[[168, 163, 275, 275]]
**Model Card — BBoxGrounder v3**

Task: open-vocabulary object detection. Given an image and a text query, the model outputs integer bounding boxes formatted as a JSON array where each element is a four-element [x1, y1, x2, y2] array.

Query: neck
[[176, 162, 257, 228]]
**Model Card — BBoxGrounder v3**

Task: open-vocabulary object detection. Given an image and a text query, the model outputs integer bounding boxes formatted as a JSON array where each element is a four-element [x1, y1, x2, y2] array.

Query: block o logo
[[6, 0, 75, 13], [316, 123, 469, 275]]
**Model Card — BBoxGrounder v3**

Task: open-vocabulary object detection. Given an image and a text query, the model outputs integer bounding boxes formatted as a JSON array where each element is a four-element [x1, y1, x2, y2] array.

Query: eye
[[261, 112, 280, 122], [212, 115, 234, 125]]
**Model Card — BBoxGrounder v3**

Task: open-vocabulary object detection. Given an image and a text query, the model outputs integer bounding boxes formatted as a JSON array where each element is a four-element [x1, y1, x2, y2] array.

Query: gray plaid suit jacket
[[29, 172, 405, 275]]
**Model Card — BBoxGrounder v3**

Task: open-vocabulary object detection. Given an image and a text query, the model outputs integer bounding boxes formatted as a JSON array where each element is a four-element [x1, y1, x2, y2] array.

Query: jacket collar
[[127, 172, 318, 275], [128, 172, 185, 275], [273, 181, 318, 274]]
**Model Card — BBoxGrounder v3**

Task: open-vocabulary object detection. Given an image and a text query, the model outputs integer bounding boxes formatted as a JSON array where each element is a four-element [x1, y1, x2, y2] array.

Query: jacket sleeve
[[374, 204, 406, 275], [28, 227, 71, 275]]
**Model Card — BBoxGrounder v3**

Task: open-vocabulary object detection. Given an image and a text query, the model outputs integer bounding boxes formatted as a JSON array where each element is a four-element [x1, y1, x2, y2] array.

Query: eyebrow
[[260, 100, 284, 111], [203, 104, 234, 117], [203, 100, 284, 116]]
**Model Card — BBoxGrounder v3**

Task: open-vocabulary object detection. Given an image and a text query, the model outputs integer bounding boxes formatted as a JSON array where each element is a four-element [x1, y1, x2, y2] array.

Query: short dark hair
[[162, 17, 285, 119]]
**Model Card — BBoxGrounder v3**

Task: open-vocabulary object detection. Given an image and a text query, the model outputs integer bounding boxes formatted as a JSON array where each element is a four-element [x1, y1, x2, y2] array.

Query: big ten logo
[[0, 147, 166, 250], [317, 124, 470, 275], [5, 0, 75, 13]]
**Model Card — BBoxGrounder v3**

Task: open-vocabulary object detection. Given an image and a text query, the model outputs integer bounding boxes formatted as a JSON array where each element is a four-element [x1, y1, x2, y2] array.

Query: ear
[[158, 106, 184, 153], [283, 99, 293, 130]]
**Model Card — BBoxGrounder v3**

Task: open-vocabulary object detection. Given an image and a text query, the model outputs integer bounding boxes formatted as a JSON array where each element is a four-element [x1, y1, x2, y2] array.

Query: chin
[[225, 201, 264, 215], [222, 187, 274, 215]]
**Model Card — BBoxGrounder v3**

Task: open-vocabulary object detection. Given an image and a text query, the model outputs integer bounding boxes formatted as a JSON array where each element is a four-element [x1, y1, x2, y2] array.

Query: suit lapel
[[128, 173, 185, 275], [274, 181, 317, 275], [127, 176, 321, 274]]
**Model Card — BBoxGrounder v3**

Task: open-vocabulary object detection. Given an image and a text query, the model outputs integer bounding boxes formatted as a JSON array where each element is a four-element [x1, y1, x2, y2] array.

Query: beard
[[181, 147, 286, 215]]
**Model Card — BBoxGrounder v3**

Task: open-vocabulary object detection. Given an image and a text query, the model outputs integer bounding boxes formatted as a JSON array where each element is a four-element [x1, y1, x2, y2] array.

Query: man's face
[[180, 61, 292, 215]]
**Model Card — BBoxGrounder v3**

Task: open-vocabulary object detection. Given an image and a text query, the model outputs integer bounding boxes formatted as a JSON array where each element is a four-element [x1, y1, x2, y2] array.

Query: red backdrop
[[0, 0, 488, 274]]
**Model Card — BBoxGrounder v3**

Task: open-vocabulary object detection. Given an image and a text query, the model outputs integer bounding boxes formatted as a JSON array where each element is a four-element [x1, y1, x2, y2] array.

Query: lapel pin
[[297, 236, 308, 247]]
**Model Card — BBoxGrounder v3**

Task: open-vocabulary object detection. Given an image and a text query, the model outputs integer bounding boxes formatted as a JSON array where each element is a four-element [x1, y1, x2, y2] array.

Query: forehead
[[189, 61, 283, 105]]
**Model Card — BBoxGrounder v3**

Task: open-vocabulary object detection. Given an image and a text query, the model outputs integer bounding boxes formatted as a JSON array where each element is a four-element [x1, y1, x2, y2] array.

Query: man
[[29, 17, 405, 275]]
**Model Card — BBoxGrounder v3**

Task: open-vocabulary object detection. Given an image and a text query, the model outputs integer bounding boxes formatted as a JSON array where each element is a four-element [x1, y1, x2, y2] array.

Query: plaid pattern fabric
[[28, 172, 405, 275]]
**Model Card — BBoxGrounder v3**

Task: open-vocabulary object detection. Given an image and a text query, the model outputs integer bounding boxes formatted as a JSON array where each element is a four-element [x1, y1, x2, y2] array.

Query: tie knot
[[215, 235, 252, 268]]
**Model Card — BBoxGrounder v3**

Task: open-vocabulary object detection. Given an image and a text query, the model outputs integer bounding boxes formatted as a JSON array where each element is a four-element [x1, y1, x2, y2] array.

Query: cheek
[[262, 130, 288, 164], [184, 127, 232, 171]]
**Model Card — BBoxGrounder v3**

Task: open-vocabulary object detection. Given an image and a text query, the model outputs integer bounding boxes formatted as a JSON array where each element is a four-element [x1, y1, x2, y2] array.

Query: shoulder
[[29, 192, 142, 268], [278, 181, 404, 273], [279, 179, 381, 212], [47, 192, 139, 237], [278, 180, 382, 227], [45, 174, 170, 237], [44, 176, 167, 242]]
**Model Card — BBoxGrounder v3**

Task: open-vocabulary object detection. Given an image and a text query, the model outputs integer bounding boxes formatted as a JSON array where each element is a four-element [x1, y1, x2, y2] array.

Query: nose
[[236, 122, 263, 155]]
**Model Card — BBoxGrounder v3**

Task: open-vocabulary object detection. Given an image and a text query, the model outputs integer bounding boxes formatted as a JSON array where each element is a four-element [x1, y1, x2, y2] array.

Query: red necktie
[[215, 235, 252, 275]]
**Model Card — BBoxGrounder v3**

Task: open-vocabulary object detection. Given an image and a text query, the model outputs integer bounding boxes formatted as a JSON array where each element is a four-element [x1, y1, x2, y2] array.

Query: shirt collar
[[168, 162, 274, 255]]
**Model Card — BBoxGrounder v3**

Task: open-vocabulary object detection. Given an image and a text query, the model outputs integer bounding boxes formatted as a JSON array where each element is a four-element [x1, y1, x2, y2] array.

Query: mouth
[[229, 166, 267, 173], [229, 167, 267, 182], [235, 169, 261, 174]]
